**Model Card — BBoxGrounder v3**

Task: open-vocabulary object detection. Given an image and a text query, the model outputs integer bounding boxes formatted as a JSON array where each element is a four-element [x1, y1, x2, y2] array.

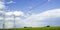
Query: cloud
[[23, 9, 60, 27], [4, 17, 24, 28], [0, 17, 3, 20], [0, 11, 25, 28], [5, 21, 14, 28], [0, 1, 5, 9], [15, 17, 25, 27], [0, 9, 60, 28], [13, 11, 24, 16], [0, 1, 5, 4], [6, 1, 16, 4], [0, 0, 24, 28], [5, 17, 14, 20], [5, 12, 13, 16], [5, 11, 24, 16]]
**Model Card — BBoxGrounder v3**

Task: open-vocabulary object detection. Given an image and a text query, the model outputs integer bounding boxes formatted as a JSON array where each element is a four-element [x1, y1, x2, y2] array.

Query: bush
[[46, 25, 50, 27], [24, 27, 27, 28]]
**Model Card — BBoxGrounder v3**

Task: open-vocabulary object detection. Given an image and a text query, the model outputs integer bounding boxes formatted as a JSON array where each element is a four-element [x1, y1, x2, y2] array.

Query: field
[[0, 26, 60, 30]]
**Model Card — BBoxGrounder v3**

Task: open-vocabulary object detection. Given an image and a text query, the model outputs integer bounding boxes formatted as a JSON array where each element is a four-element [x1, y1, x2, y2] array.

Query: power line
[[28, 0, 48, 13]]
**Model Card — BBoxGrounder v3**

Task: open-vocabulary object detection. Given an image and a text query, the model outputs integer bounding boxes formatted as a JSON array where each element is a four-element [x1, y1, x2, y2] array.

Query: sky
[[5, 0, 60, 13], [0, 0, 60, 28]]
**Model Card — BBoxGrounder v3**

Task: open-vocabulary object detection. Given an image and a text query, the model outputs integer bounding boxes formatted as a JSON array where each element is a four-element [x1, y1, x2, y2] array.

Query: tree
[[46, 25, 50, 27], [24, 27, 27, 28]]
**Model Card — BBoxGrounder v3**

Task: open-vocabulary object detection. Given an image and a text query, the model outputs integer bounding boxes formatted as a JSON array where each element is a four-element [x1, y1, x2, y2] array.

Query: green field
[[0, 26, 60, 30]]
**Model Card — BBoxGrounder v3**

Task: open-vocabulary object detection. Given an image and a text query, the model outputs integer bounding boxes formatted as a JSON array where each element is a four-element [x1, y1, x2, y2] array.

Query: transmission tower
[[0, 0, 5, 30]]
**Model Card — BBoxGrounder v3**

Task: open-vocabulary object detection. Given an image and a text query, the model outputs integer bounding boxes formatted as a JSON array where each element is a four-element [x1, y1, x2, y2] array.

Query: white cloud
[[0, 11, 25, 28], [0, 9, 60, 28], [5, 11, 24, 16], [5, 12, 13, 16], [0, 1, 5, 10], [15, 17, 25, 27], [5, 17, 14, 20], [6, 1, 16, 4], [0, 1, 5, 4], [5, 22, 14, 28], [0, 17, 3, 20], [13, 11, 24, 16], [23, 9, 60, 27]]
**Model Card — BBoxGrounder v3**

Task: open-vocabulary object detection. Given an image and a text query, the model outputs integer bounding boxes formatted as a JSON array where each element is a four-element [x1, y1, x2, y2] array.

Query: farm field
[[0, 26, 60, 30]]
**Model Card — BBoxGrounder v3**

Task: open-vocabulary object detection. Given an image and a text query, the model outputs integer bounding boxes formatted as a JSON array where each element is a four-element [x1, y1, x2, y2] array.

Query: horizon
[[0, 0, 60, 28]]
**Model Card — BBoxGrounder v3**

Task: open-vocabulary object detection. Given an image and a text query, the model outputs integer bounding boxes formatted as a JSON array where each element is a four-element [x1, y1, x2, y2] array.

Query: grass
[[0, 26, 60, 30]]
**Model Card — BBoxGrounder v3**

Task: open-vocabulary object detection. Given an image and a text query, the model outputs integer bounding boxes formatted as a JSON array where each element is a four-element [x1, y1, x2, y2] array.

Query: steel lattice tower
[[0, 0, 5, 30]]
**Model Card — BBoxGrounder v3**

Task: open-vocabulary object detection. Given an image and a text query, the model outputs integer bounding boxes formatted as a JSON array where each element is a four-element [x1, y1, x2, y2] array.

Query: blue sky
[[5, 0, 60, 13], [0, 0, 60, 28]]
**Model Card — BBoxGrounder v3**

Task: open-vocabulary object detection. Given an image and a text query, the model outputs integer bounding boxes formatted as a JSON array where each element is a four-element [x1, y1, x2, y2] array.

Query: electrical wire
[[28, 0, 49, 13]]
